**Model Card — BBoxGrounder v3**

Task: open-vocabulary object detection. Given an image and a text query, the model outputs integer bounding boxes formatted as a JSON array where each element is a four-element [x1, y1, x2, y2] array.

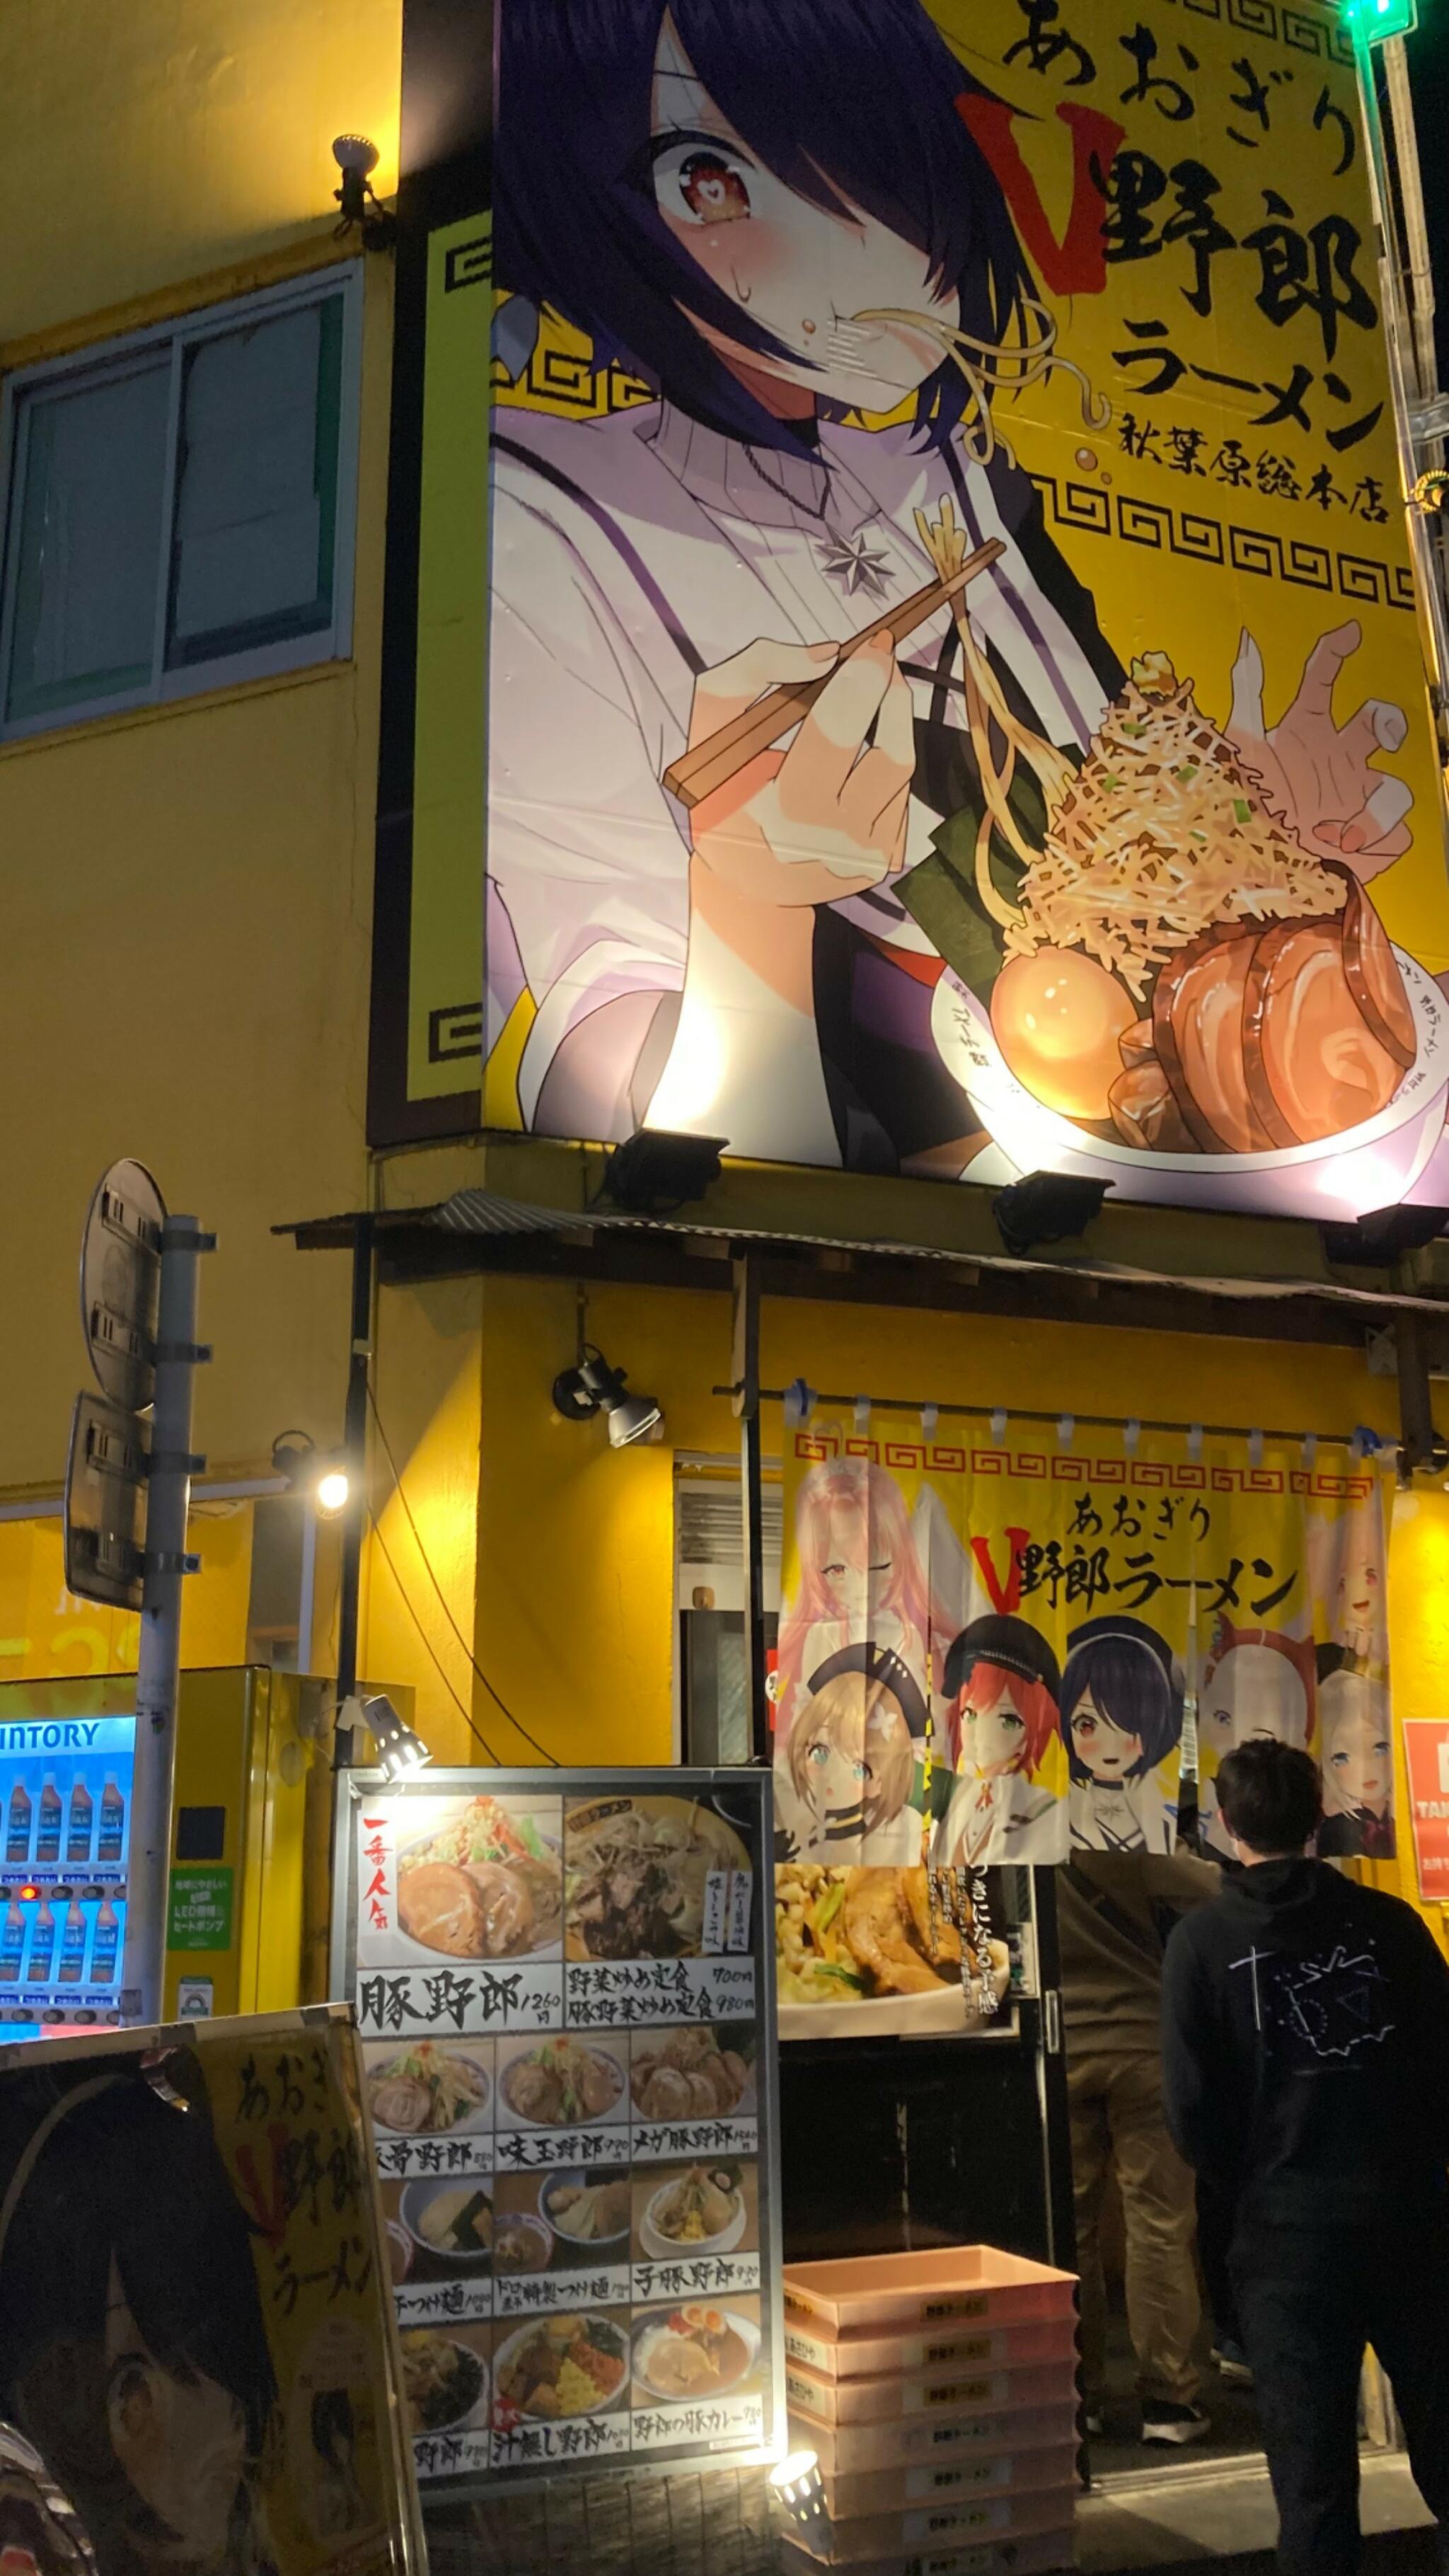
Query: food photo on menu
[[493, 2309, 633, 2427], [633, 2159, 759, 2264], [563, 1794, 751, 1958], [491, 2168, 633, 2276], [364, 2035, 495, 2144], [382, 2173, 495, 2294], [391, 1794, 564, 1960], [400, 2320, 492, 2451], [630, 2296, 764, 2410], [495, 2031, 630, 2130], [630, 2024, 756, 2123]]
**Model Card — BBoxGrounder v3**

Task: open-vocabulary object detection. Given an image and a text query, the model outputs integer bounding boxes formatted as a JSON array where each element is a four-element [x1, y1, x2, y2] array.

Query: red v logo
[[971, 1527, 1029, 1614], [957, 96, 1124, 299]]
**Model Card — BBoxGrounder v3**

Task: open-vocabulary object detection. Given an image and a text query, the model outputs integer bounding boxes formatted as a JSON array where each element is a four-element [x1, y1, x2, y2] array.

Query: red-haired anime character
[[775, 1457, 943, 1726], [934, 1614, 1065, 1867], [1199, 1617, 1317, 1859]]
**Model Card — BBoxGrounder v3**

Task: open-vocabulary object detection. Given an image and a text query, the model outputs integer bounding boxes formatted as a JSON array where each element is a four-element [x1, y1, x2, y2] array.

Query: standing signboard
[[0, 2004, 425, 2576], [331, 1767, 783, 2495]]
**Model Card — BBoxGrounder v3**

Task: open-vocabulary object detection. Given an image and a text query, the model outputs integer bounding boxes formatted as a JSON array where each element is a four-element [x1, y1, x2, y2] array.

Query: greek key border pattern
[[790, 1432, 1370, 1500], [1157, 0, 1356, 61], [1031, 474, 1416, 612]]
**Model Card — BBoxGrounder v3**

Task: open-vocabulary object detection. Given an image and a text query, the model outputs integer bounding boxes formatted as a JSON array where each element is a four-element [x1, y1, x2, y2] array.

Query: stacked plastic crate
[[777, 2248, 1080, 2576]]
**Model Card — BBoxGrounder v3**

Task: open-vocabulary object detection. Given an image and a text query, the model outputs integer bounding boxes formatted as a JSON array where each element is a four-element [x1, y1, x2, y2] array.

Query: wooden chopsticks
[[661, 538, 1005, 812]]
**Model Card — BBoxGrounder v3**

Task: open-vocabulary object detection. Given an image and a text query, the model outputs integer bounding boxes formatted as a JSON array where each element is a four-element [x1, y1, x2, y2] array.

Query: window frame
[[0, 262, 363, 744]]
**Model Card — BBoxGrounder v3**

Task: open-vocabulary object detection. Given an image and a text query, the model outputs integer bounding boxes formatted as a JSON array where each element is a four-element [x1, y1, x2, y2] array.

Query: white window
[[0, 266, 361, 739]]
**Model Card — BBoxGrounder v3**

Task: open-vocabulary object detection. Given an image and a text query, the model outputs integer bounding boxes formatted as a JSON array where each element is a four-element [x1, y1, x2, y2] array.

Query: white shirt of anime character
[[936, 1766, 1068, 1869], [488, 398, 1109, 1160], [1069, 1770, 1175, 1854]]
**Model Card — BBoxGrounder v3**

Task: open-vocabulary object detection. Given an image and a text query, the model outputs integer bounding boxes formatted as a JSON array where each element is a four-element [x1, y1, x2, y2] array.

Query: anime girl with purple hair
[[489, 0, 1408, 1175]]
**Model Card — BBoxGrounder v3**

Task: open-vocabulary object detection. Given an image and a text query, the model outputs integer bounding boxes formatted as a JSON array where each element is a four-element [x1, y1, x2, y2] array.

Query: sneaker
[[1212, 2340, 1254, 2388], [1141, 2401, 1211, 2447]]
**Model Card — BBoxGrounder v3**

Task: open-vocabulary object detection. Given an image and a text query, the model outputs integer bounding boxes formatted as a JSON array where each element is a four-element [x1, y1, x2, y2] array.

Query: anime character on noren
[[490, 0, 1413, 1182], [1316, 1660, 1396, 1859], [774, 1455, 943, 1725], [1197, 1619, 1317, 1860], [775, 1642, 928, 1864], [1060, 1615, 1184, 1853], [935, 1612, 1063, 1867], [0, 2064, 280, 2576]]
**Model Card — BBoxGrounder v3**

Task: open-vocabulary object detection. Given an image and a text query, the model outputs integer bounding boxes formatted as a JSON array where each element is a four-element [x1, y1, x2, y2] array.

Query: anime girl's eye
[[1331, 1750, 1349, 1769], [652, 136, 754, 226], [807, 1741, 831, 1768], [1073, 1713, 1097, 1741]]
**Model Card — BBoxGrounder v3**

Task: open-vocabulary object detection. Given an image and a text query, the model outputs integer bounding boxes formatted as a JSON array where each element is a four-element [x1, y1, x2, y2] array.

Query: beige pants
[[1068, 2046, 1202, 2409]]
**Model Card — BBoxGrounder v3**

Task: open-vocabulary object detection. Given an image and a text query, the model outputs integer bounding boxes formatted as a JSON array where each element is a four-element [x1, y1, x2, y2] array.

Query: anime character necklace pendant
[[816, 529, 894, 599]]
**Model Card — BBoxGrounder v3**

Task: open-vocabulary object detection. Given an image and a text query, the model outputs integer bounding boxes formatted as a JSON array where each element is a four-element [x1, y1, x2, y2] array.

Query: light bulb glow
[[316, 1467, 351, 1517]]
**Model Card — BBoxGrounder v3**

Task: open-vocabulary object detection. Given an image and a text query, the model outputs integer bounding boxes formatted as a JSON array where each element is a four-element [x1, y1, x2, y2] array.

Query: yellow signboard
[[436, 0, 1449, 1216]]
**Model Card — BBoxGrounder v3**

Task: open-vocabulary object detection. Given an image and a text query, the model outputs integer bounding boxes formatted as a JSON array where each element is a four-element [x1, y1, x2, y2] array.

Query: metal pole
[[333, 1213, 374, 1768], [731, 1250, 769, 1765], [122, 1218, 209, 2026]]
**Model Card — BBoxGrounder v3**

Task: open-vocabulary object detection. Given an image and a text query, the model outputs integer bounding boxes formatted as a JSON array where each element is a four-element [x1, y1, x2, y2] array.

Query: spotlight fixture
[[272, 1428, 352, 1515], [1321, 1203, 1449, 1266], [553, 1346, 663, 1448], [316, 1462, 352, 1517], [362, 1692, 432, 1781], [768, 2451, 829, 2539], [331, 134, 396, 248], [993, 1171, 1111, 1257], [599, 1128, 729, 1215], [270, 1428, 316, 1488]]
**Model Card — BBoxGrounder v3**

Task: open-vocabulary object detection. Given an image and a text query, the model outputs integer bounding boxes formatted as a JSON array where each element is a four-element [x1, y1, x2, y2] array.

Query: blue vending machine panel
[[0, 1711, 134, 2033]]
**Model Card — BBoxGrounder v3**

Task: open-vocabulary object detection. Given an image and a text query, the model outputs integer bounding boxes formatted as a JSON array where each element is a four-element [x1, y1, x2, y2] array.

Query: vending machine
[[0, 1667, 316, 2035]]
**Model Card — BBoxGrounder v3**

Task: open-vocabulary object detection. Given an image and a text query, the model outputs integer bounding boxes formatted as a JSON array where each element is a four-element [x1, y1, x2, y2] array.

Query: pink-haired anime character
[[775, 1457, 943, 1730]]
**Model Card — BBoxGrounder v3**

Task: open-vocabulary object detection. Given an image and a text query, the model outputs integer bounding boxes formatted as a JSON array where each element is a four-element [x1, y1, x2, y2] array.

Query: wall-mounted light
[[271, 1429, 351, 1516], [993, 1171, 1110, 1257], [553, 1347, 663, 1449], [599, 1128, 729, 1215], [332, 135, 397, 250], [362, 1692, 432, 1781]]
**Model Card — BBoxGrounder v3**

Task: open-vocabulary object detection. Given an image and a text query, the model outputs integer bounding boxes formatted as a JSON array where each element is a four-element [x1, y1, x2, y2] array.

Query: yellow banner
[[775, 1414, 1392, 2023]]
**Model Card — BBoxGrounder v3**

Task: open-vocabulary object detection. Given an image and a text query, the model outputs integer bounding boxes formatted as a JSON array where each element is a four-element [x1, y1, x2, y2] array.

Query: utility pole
[[125, 1218, 210, 2023]]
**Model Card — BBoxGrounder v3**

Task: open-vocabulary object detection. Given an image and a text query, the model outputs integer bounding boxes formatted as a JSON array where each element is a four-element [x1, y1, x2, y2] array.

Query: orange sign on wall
[[1402, 1719, 1449, 1904]]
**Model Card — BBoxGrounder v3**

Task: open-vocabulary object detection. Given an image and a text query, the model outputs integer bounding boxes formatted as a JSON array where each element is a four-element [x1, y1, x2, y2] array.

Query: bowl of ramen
[[493, 2212, 555, 2276], [367, 2041, 490, 2137], [541, 2171, 633, 2250], [630, 2026, 755, 2122], [400, 2180, 494, 2269], [929, 655, 1449, 1214], [400, 2332, 487, 2436], [394, 1796, 562, 1962], [640, 2166, 746, 2261], [493, 2314, 630, 2422], [500, 2035, 625, 2127], [632, 2305, 760, 2405]]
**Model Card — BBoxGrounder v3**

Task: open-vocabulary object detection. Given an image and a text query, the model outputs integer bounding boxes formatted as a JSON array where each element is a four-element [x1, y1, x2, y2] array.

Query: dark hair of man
[[1217, 1737, 1322, 1856]]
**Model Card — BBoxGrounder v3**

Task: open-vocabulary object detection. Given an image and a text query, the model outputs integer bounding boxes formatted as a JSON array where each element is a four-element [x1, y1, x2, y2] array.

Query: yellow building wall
[[0, 0, 403, 1515]]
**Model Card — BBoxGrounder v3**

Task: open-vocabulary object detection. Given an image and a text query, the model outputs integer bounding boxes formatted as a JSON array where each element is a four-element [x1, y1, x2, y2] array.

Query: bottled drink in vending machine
[[98, 1775, 126, 1864], [26, 1898, 55, 1982], [91, 1897, 120, 1983], [58, 1897, 88, 1984], [35, 1777, 62, 1864], [67, 1777, 94, 1866], [5, 1782, 31, 1864], [0, 1899, 25, 1982]]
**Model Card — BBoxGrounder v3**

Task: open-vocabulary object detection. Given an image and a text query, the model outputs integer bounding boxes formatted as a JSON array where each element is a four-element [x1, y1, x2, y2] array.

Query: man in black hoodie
[[1162, 1738, 1449, 2576]]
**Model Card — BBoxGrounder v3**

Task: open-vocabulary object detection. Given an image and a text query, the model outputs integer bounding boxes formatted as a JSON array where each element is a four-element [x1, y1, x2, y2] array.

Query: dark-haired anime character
[[489, 0, 1407, 1177], [1061, 1616, 1184, 1853], [0, 2067, 279, 2576]]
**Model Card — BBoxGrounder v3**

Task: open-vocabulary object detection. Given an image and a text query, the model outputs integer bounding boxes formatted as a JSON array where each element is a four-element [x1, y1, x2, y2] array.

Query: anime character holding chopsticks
[[490, 0, 1413, 1177]]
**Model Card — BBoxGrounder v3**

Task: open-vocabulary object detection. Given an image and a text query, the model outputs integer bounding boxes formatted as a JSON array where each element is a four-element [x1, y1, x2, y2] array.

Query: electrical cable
[[366, 1382, 560, 1766], [366, 1508, 501, 1764]]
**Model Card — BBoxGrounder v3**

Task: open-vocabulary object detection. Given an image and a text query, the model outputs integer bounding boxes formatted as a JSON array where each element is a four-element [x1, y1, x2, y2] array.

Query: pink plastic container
[[783, 2248, 1077, 2338], [779, 2529, 1073, 2576], [822, 2444, 1079, 2521], [792, 2401, 1079, 2477], [786, 2356, 1078, 2429], [785, 2311, 1077, 2381]]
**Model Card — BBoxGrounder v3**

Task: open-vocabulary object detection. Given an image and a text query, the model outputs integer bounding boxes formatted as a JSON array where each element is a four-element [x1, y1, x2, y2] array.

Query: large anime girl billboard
[[461, 0, 1449, 1213]]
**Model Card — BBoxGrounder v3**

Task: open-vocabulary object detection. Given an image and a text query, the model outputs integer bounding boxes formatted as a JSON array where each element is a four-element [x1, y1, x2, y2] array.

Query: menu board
[[332, 1768, 783, 2496], [0, 1710, 134, 2033]]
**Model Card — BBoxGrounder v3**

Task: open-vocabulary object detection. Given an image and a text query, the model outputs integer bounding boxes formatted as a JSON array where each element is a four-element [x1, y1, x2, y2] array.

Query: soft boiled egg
[[990, 947, 1136, 1121]]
